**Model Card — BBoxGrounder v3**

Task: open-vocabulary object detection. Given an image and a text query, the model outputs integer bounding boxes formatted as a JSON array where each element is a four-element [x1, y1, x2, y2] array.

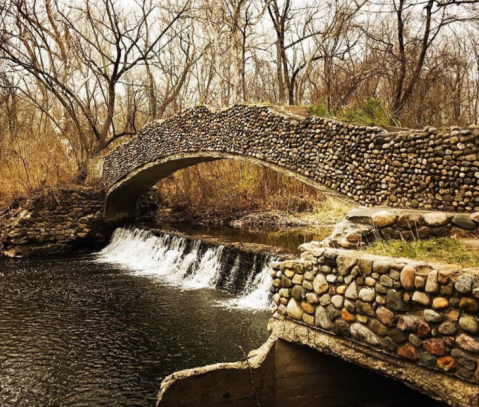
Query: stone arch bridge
[[100, 105, 479, 219]]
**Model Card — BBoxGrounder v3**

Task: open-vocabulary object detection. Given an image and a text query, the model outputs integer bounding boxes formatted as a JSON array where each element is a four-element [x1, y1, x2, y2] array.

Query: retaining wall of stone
[[270, 246, 479, 384], [324, 209, 479, 249], [102, 105, 479, 212], [0, 188, 159, 258]]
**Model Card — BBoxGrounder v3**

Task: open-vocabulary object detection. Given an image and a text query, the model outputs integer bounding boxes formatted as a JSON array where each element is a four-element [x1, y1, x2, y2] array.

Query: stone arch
[[104, 151, 343, 219], [101, 105, 479, 219]]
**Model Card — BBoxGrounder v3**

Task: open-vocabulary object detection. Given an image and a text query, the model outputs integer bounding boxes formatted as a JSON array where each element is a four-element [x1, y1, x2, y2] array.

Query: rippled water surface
[[162, 222, 333, 254], [0, 256, 269, 406]]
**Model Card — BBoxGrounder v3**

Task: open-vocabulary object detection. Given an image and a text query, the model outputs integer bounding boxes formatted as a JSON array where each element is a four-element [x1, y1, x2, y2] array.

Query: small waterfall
[[183, 246, 225, 289], [224, 255, 241, 292], [220, 256, 274, 311], [97, 228, 274, 310]]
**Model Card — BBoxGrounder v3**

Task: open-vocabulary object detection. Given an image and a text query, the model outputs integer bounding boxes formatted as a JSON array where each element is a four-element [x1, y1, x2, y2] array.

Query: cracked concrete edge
[[268, 317, 479, 407], [155, 334, 277, 406]]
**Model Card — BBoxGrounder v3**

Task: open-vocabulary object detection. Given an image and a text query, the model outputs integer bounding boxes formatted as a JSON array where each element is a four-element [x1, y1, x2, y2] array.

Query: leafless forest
[[1, 0, 478, 204]]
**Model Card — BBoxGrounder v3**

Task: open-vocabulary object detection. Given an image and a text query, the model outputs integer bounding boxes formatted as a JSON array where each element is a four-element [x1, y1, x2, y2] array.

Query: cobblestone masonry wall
[[0, 188, 159, 258], [324, 209, 479, 249], [102, 105, 479, 212], [270, 245, 479, 384]]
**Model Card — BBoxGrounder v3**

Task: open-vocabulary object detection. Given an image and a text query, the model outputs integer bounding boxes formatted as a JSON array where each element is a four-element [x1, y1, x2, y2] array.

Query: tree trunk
[[100, 82, 116, 147]]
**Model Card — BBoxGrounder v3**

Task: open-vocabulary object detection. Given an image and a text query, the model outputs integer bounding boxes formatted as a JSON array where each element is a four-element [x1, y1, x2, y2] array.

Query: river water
[[0, 228, 271, 406], [160, 223, 332, 254], [0, 227, 446, 407]]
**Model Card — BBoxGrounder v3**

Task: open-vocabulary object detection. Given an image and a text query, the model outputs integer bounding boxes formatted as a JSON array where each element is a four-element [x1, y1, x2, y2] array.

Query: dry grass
[[0, 126, 80, 207], [365, 237, 479, 268], [157, 160, 353, 225]]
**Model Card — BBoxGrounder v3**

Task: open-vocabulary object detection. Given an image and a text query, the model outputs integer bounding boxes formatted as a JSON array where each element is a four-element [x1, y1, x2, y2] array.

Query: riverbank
[[157, 196, 352, 230]]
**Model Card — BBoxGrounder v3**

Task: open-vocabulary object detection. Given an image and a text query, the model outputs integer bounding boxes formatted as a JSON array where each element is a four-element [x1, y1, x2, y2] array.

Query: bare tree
[[0, 0, 192, 152], [364, 0, 478, 119]]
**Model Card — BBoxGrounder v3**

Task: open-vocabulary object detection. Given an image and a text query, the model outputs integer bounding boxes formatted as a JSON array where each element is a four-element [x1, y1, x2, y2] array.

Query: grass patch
[[365, 237, 479, 268], [300, 196, 353, 225], [309, 98, 398, 127]]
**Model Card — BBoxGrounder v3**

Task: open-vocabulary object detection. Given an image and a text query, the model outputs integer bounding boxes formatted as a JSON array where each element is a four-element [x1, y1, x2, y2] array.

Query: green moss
[[365, 238, 479, 268]]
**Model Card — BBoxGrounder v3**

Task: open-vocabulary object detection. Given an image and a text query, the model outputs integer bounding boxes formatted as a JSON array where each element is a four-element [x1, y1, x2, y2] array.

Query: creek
[[0, 226, 446, 406], [0, 228, 271, 406]]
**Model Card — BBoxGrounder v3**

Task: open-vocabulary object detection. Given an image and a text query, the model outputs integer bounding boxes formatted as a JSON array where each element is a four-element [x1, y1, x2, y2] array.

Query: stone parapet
[[102, 105, 479, 215], [270, 246, 479, 385], [322, 208, 479, 249]]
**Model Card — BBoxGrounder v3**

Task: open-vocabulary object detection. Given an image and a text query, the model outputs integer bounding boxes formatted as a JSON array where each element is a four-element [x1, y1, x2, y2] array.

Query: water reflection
[[161, 223, 332, 254], [0, 256, 269, 406]]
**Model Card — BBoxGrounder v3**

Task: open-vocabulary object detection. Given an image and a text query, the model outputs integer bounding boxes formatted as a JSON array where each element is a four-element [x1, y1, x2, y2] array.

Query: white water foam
[[96, 228, 274, 310], [219, 256, 274, 311]]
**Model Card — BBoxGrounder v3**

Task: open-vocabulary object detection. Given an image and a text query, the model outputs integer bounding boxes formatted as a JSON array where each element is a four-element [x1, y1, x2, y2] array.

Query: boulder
[[438, 322, 457, 335], [372, 211, 397, 228], [455, 274, 474, 294], [332, 320, 351, 337], [423, 338, 446, 356], [452, 214, 477, 230], [341, 308, 355, 322], [397, 214, 422, 229], [291, 285, 303, 301], [420, 352, 437, 368], [418, 321, 431, 338], [459, 315, 479, 334], [425, 270, 439, 293], [424, 309, 443, 323], [459, 297, 479, 312], [397, 343, 418, 361], [350, 323, 380, 345], [369, 319, 389, 336], [286, 298, 303, 320], [315, 306, 332, 329], [387, 290, 407, 311], [456, 334, 479, 353], [356, 301, 374, 316], [423, 212, 448, 227], [432, 297, 449, 310], [400, 265, 416, 290], [397, 316, 418, 332], [345, 281, 358, 300], [437, 356, 457, 372], [313, 274, 329, 294], [451, 348, 477, 370], [358, 288, 375, 302], [376, 307, 396, 326], [331, 294, 344, 308], [337, 254, 357, 276], [305, 293, 319, 304]]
